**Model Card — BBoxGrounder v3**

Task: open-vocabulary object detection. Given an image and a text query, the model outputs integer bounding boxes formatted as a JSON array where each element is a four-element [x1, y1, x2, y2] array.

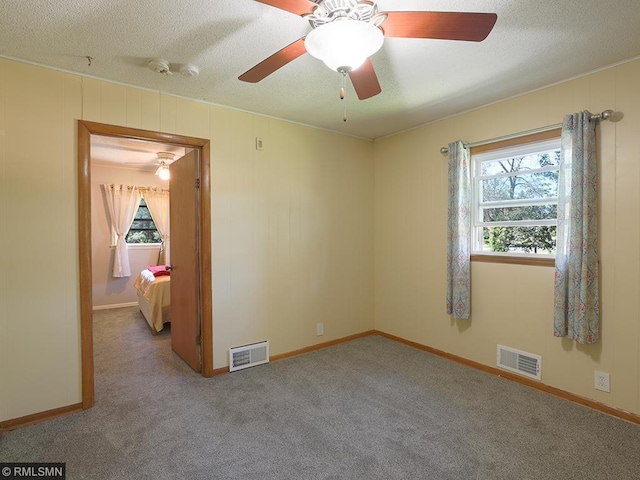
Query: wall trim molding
[[93, 302, 138, 311], [0, 403, 83, 432], [374, 330, 640, 426]]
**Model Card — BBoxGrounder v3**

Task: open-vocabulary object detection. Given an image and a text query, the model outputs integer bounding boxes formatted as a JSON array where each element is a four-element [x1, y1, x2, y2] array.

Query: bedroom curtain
[[143, 188, 171, 265], [446, 140, 472, 319], [103, 184, 141, 278], [553, 111, 599, 344]]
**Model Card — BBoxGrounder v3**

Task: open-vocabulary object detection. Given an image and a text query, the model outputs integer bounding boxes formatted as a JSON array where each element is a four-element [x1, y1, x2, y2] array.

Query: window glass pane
[[481, 170, 558, 202], [471, 136, 561, 256], [480, 226, 556, 255], [130, 219, 156, 230], [137, 206, 153, 220], [482, 204, 557, 222], [127, 231, 161, 243], [480, 150, 560, 176], [125, 197, 160, 244]]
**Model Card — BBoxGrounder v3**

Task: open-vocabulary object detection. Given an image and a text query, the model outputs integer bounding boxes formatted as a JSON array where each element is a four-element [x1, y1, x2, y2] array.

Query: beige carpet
[[1, 306, 639, 479]]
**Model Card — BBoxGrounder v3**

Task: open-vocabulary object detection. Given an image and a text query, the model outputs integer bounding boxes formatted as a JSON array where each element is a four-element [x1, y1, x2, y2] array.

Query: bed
[[134, 267, 171, 334]]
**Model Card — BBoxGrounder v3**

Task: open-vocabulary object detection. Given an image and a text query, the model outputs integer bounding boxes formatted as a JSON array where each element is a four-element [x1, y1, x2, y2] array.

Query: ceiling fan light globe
[[156, 165, 170, 181], [305, 20, 384, 72]]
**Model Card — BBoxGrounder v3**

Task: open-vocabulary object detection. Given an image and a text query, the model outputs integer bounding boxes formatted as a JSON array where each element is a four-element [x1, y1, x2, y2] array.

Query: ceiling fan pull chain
[[340, 69, 348, 122]]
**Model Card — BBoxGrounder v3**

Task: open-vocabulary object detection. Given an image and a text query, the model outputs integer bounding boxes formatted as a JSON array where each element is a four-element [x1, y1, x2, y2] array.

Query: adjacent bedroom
[[90, 136, 188, 339]]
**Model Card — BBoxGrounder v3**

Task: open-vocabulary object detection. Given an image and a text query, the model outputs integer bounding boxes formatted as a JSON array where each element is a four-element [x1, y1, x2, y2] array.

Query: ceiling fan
[[125, 152, 175, 180], [239, 0, 498, 101]]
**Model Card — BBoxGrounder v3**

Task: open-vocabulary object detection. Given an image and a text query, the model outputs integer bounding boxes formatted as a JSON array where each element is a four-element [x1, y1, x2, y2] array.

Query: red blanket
[[147, 265, 170, 277]]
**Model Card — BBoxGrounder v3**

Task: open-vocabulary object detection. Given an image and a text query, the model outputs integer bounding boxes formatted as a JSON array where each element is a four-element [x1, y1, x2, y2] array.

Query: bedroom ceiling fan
[[239, 0, 498, 101], [125, 152, 175, 180]]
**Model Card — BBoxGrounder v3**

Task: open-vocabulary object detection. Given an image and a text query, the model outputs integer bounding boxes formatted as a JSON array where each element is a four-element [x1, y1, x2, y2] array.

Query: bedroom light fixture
[[304, 19, 384, 72], [154, 152, 174, 181], [155, 163, 170, 181]]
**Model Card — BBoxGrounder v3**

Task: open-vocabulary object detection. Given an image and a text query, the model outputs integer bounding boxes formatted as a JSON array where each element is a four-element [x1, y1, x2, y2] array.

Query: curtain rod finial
[[601, 109, 614, 121], [440, 147, 449, 155]]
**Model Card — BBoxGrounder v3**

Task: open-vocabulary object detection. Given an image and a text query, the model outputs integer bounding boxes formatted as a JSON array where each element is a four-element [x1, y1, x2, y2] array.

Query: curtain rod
[[139, 187, 170, 193], [104, 184, 169, 193], [439, 109, 614, 155]]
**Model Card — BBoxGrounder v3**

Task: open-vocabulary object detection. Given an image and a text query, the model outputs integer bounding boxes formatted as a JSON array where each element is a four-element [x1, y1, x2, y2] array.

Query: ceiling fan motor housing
[[156, 152, 175, 164], [305, 0, 383, 28]]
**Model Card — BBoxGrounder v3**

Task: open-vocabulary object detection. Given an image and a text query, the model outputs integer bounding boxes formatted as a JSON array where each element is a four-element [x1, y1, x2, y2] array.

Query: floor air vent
[[497, 345, 541, 381], [229, 341, 269, 372]]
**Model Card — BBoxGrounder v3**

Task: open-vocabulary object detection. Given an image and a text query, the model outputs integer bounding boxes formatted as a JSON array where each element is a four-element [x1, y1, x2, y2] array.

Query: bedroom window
[[472, 134, 561, 257], [126, 198, 161, 244]]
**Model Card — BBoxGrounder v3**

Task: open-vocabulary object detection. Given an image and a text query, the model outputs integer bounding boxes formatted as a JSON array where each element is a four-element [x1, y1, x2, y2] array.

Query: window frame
[[470, 129, 561, 267]]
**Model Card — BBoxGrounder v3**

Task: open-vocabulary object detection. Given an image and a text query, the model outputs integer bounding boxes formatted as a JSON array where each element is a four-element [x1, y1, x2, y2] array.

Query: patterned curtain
[[446, 141, 471, 319], [553, 111, 599, 343]]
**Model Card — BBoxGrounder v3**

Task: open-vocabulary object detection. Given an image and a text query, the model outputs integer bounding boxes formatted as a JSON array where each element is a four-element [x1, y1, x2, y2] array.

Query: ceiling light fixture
[[304, 18, 384, 121], [304, 19, 384, 73], [155, 152, 174, 181], [156, 163, 170, 181]]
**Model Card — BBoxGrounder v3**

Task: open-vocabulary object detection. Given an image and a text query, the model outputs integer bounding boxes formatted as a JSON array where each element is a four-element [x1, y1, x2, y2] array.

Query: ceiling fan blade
[[348, 58, 381, 100], [381, 11, 497, 42], [239, 38, 307, 83], [254, 0, 317, 16]]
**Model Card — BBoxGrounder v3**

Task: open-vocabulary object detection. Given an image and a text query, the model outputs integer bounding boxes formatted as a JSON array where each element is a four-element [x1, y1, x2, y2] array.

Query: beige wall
[[2, 53, 638, 424], [209, 107, 374, 366], [0, 60, 82, 422], [0, 57, 374, 422], [91, 164, 164, 308], [374, 59, 640, 416]]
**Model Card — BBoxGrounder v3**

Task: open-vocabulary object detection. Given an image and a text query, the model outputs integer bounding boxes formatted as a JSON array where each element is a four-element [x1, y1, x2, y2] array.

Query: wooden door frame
[[78, 120, 214, 409]]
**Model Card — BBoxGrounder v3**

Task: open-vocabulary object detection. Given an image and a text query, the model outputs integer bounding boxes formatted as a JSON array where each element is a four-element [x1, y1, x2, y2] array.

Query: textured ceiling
[[91, 135, 189, 168], [2, 0, 640, 140]]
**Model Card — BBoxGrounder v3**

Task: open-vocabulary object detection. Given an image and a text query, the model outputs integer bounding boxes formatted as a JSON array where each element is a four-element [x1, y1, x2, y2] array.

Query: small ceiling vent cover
[[497, 345, 541, 381], [229, 341, 269, 372]]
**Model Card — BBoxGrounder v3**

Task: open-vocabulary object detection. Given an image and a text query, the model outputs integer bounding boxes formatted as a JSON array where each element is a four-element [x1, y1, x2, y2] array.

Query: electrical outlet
[[316, 322, 324, 336], [595, 371, 610, 393], [255, 137, 263, 151]]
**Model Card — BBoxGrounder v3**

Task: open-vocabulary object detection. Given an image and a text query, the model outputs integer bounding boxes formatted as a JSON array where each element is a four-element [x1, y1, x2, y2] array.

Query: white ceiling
[[91, 135, 189, 169], [2, 0, 640, 140]]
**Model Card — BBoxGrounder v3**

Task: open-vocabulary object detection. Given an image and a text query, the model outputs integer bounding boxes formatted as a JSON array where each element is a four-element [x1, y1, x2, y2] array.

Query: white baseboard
[[93, 302, 138, 311]]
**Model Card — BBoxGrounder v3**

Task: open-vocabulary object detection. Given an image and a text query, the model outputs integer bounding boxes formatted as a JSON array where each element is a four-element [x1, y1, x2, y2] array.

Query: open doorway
[[78, 120, 213, 410], [90, 135, 186, 316]]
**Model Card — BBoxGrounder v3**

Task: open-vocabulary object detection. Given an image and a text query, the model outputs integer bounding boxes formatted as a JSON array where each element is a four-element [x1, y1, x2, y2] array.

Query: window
[[125, 197, 161, 244], [472, 134, 561, 257]]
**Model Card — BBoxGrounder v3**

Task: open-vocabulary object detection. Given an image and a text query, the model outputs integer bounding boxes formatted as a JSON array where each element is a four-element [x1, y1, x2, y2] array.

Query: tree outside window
[[473, 138, 560, 255], [126, 198, 161, 244]]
